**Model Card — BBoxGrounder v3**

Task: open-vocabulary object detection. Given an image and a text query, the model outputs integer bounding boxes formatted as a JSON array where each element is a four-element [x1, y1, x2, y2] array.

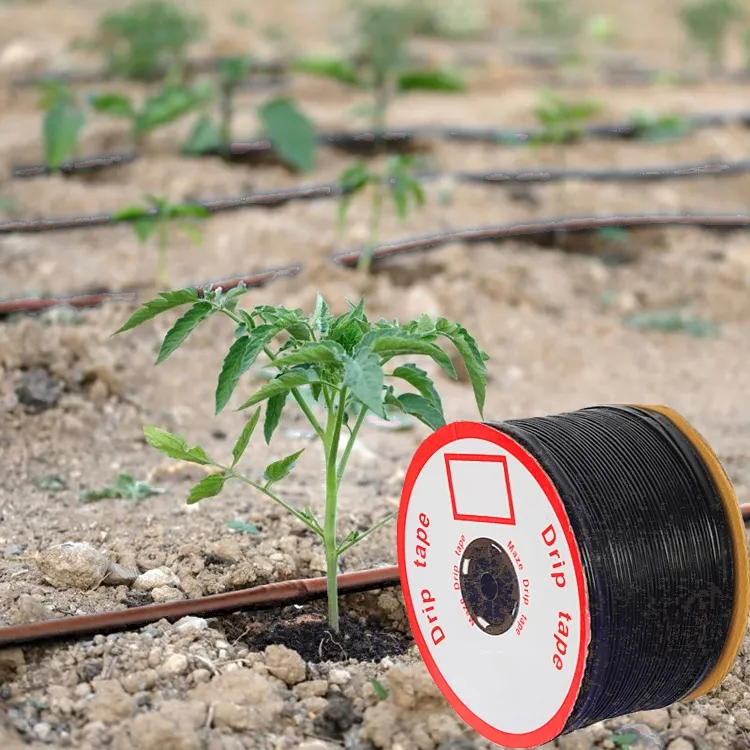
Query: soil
[[3, 1, 750, 750]]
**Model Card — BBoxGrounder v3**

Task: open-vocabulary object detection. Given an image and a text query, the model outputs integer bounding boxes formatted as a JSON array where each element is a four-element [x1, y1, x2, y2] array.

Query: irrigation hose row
[[11, 111, 750, 178], [10, 55, 750, 89], [2, 213, 750, 318], [0, 505, 748, 650], [2, 159, 749, 234]]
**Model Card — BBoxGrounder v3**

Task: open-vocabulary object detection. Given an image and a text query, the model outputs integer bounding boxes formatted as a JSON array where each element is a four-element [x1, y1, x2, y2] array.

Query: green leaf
[[178, 222, 204, 244], [169, 203, 211, 220], [371, 678, 389, 700], [134, 216, 158, 243], [218, 55, 253, 87], [396, 392, 445, 430], [187, 473, 226, 504], [225, 519, 259, 534], [112, 204, 152, 221], [89, 92, 135, 119], [272, 341, 347, 368], [143, 426, 211, 465], [344, 349, 385, 417], [182, 114, 221, 154], [155, 300, 213, 364], [114, 288, 200, 334], [263, 393, 286, 444], [135, 85, 209, 135], [232, 407, 261, 467], [215, 326, 278, 414], [236, 370, 311, 411], [264, 448, 305, 484], [392, 363, 443, 408], [364, 331, 457, 379], [258, 97, 316, 173], [43, 103, 85, 171], [292, 55, 362, 85], [397, 67, 464, 92], [436, 321, 488, 416], [312, 293, 331, 335]]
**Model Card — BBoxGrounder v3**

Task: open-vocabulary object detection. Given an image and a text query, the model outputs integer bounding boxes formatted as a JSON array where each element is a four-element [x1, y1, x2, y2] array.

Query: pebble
[[151, 586, 184, 602], [191, 669, 211, 684], [667, 739, 694, 750], [32, 722, 52, 741], [328, 668, 351, 685], [680, 714, 708, 734], [160, 653, 189, 677], [36, 542, 110, 590], [735, 708, 750, 731], [133, 567, 181, 591], [175, 617, 208, 634], [631, 708, 670, 732], [265, 645, 307, 686]]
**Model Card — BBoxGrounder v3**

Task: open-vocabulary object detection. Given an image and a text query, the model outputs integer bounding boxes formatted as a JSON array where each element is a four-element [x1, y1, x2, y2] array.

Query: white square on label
[[444, 453, 516, 525]]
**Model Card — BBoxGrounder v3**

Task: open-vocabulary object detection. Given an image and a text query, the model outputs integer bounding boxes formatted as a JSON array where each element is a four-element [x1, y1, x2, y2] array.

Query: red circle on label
[[397, 421, 590, 748]]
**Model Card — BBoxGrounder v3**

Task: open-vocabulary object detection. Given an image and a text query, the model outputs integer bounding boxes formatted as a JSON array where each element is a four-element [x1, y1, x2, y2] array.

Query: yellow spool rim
[[635, 404, 749, 700]]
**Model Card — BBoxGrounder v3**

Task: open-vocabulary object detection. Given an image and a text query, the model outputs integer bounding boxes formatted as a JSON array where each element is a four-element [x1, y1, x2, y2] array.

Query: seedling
[[519, 0, 583, 66], [623, 307, 718, 338], [680, 0, 742, 73], [225, 519, 259, 535], [293, 2, 463, 132], [83, 0, 204, 82], [112, 194, 210, 288], [89, 82, 212, 151], [628, 110, 692, 142], [407, 0, 488, 39], [338, 155, 425, 273], [38, 81, 86, 173], [183, 83, 317, 173], [79, 473, 163, 503], [531, 89, 601, 225], [114, 288, 489, 631], [531, 89, 602, 145]]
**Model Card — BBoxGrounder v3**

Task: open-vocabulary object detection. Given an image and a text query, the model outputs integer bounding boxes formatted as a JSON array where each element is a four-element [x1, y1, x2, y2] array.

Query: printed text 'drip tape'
[[444, 453, 516, 525]]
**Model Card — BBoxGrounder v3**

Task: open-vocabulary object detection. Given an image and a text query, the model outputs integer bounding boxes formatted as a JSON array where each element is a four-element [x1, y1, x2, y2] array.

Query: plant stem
[[323, 387, 347, 632], [337, 509, 398, 556], [337, 404, 368, 483], [219, 84, 233, 154], [156, 221, 169, 288], [358, 179, 382, 273]]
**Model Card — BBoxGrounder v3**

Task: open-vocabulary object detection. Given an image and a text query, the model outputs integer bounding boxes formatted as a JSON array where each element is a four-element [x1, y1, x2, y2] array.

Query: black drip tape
[[485, 405, 735, 732]]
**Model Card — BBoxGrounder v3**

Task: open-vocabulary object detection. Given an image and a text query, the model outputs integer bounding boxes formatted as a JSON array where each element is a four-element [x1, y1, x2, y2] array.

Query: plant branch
[[337, 403, 368, 483], [337, 510, 398, 556], [227, 468, 323, 536]]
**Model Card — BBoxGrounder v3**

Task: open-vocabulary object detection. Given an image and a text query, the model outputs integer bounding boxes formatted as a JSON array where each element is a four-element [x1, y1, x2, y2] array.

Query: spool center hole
[[480, 572, 499, 600], [459, 537, 520, 636]]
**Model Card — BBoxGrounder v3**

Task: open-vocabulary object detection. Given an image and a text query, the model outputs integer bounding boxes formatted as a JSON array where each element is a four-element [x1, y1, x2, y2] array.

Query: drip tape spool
[[396, 405, 749, 748]]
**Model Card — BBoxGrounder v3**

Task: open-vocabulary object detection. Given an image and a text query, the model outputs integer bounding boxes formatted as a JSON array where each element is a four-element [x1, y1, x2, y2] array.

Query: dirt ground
[[2, 1, 750, 749]]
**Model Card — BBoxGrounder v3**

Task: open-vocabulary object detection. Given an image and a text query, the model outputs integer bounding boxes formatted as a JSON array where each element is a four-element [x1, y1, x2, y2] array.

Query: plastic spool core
[[459, 538, 520, 636]]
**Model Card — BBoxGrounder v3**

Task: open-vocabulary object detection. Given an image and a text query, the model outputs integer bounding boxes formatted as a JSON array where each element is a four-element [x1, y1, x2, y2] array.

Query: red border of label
[[445, 453, 516, 525], [397, 421, 590, 749]]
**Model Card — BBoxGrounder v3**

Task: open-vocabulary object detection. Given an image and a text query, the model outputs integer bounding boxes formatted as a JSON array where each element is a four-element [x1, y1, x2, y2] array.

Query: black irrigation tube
[[2, 159, 749, 235], [331, 213, 750, 266], [10, 58, 287, 88], [11, 53, 750, 89], [0, 265, 301, 318], [2, 213, 749, 320], [11, 110, 750, 179]]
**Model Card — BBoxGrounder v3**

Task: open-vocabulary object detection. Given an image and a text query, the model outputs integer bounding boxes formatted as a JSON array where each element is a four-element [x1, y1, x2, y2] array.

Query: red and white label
[[397, 422, 590, 749]]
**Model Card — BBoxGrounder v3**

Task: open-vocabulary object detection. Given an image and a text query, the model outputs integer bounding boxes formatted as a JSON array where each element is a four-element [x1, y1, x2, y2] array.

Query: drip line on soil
[[11, 111, 750, 178], [0, 265, 301, 318], [0, 566, 402, 648], [2, 213, 749, 318], [10, 57, 287, 88], [11, 55, 750, 89], [330, 213, 750, 266], [3, 160, 749, 234], [0, 505, 747, 648]]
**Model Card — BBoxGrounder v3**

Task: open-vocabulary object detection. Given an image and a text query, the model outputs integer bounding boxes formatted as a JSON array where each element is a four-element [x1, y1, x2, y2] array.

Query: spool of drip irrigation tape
[[396, 405, 749, 748]]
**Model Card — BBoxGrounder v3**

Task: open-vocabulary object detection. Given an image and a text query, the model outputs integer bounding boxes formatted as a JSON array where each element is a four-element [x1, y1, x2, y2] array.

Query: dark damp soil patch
[[220, 601, 412, 662]]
